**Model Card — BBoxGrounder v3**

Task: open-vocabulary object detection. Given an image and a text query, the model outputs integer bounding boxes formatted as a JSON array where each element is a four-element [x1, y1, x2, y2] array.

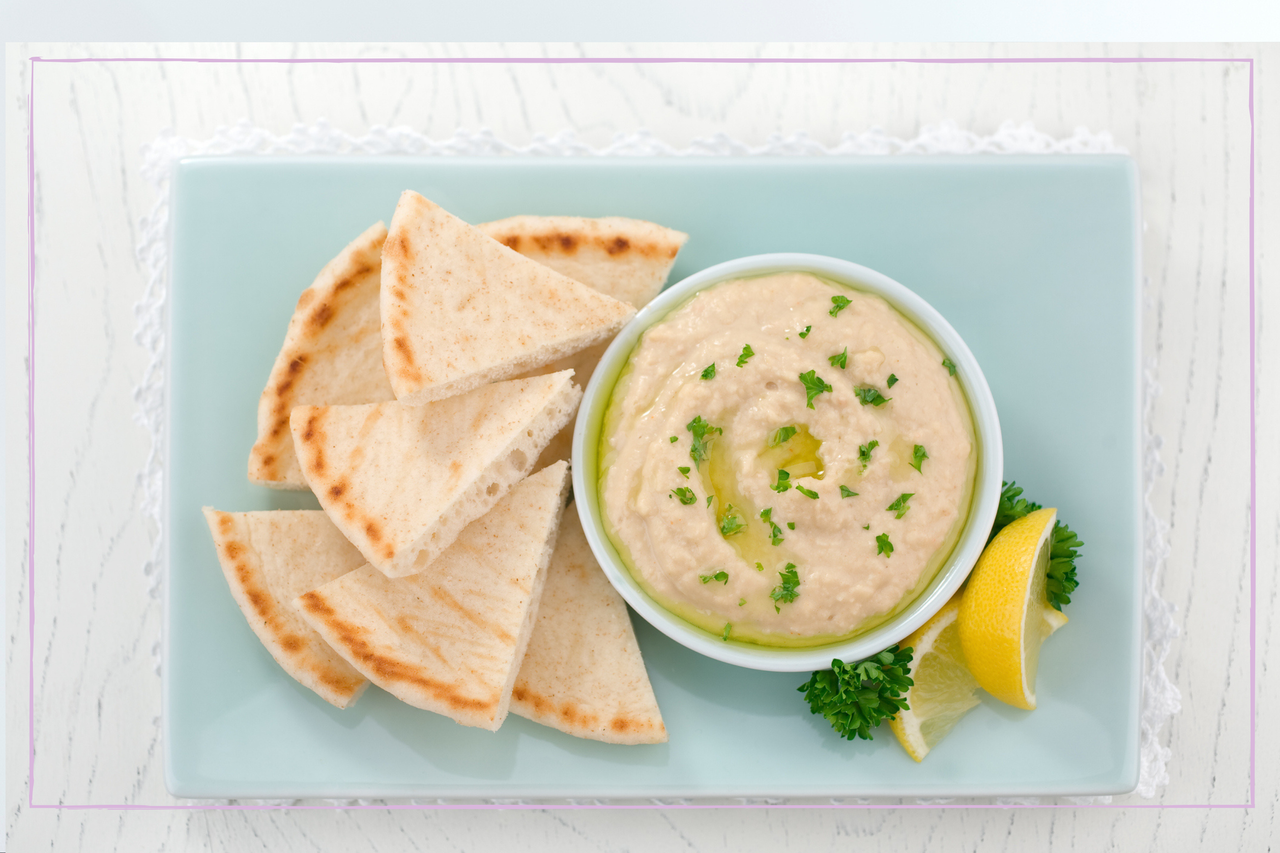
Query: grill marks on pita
[[202, 508, 370, 708], [380, 192, 636, 406], [511, 505, 667, 744], [295, 462, 571, 731], [290, 371, 581, 578], [248, 223, 394, 489]]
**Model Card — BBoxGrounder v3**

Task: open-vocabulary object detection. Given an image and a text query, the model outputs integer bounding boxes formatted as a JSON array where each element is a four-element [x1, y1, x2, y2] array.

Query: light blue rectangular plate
[[166, 156, 1141, 799]]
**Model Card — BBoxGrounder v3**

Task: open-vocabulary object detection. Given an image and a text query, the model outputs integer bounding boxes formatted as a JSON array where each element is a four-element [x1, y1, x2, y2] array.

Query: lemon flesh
[[890, 594, 981, 762], [958, 507, 1067, 710]]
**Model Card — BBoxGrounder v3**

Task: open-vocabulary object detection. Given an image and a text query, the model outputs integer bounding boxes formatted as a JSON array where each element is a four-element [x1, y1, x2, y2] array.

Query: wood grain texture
[[5, 40, 1274, 851]]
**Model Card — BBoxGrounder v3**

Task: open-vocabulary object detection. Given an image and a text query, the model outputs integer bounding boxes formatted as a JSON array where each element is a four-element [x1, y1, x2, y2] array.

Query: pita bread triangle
[[478, 215, 686, 311], [294, 461, 571, 731], [291, 370, 581, 578], [249, 222, 395, 489], [380, 191, 636, 406], [202, 508, 370, 709], [510, 505, 667, 744]]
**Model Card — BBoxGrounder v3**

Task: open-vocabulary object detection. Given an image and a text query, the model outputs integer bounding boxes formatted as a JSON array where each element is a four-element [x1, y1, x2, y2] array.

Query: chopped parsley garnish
[[686, 415, 722, 469], [787, 521, 796, 530], [858, 439, 880, 470], [798, 325, 812, 339], [854, 386, 891, 407], [799, 370, 833, 408], [942, 357, 957, 376], [829, 347, 848, 369], [671, 487, 697, 505], [989, 481, 1083, 611], [829, 295, 852, 317], [760, 508, 785, 545], [700, 570, 730, 585], [887, 373, 898, 388], [755, 562, 765, 572], [886, 493, 914, 519], [769, 425, 798, 447], [862, 524, 871, 530], [736, 345, 755, 368], [718, 505, 747, 537], [701, 363, 717, 380], [770, 469, 792, 493], [722, 623, 733, 641], [798, 645, 914, 741], [910, 444, 928, 474], [876, 533, 894, 557], [770, 563, 801, 612], [795, 485, 820, 500], [840, 485, 858, 498], [707, 494, 714, 507], [670, 436, 679, 443], [738, 598, 746, 606], [678, 466, 691, 478]]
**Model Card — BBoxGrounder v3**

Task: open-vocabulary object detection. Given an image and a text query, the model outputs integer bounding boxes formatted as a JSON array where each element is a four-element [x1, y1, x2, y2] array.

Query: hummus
[[599, 272, 976, 646]]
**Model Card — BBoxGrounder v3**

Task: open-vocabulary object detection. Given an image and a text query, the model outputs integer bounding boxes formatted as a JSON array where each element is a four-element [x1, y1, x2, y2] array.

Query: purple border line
[[23, 53, 1257, 813]]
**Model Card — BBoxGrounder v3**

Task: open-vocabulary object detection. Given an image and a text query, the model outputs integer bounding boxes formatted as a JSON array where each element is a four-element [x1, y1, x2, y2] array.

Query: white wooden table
[[5, 42, 1274, 851]]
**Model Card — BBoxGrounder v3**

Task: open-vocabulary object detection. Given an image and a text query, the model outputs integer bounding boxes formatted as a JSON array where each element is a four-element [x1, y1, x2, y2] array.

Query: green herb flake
[[787, 521, 796, 530], [678, 466, 691, 479], [769, 425, 798, 447], [798, 325, 812, 339], [770, 469, 792, 493], [670, 436, 679, 443], [671, 487, 697, 505], [722, 623, 733, 641], [862, 524, 871, 530], [771, 563, 801, 612], [829, 295, 853, 317], [876, 533, 894, 557], [760, 508, 785, 545], [858, 439, 880, 471], [707, 494, 714, 507], [887, 373, 898, 388], [755, 562, 765, 572], [700, 570, 730, 585], [942, 357, 957, 376], [854, 386, 891, 407], [736, 344, 755, 368], [797, 645, 914, 741], [686, 415, 723, 469], [829, 347, 848, 369], [738, 598, 746, 607], [910, 444, 928, 474], [840, 485, 858, 498], [886, 493, 914, 519], [718, 505, 747, 538], [701, 363, 717, 380], [799, 370, 834, 408], [795, 484, 820, 500]]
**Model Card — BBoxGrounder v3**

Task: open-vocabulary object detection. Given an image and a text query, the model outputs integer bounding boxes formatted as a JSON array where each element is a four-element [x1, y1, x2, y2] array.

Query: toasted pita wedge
[[248, 223, 394, 489], [295, 461, 571, 730], [511, 505, 667, 744], [477, 215, 686, 311], [291, 370, 581, 578], [202, 508, 369, 709], [380, 191, 635, 406]]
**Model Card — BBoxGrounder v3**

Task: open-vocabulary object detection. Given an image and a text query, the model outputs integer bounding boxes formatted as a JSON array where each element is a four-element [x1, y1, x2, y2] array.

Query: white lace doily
[[134, 119, 1177, 805]]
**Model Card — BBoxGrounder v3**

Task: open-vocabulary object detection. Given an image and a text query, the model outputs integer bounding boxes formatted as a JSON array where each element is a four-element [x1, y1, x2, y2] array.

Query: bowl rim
[[572, 252, 1003, 672]]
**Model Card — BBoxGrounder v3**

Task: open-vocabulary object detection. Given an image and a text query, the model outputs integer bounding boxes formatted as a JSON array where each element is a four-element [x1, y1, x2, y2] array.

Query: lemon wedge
[[889, 593, 980, 762], [958, 507, 1068, 710]]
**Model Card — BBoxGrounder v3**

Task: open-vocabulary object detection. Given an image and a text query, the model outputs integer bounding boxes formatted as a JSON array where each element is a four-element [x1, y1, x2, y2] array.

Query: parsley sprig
[[760, 508, 785, 545], [854, 386, 891, 407], [686, 415, 722, 469], [797, 646, 914, 741], [736, 345, 755, 367], [989, 481, 1083, 611], [769, 425, 798, 447], [799, 370, 833, 408], [829, 295, 852, 317], [886, 493, 913, 519], [671, 487, 697, 505], [770, 563, 801, 612], [700, 570, 730, 585], [718, 505, 747, 537]]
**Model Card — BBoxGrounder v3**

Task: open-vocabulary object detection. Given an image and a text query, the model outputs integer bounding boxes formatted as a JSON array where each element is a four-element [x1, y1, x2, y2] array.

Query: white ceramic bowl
[[572, 253, 1002, 672]]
